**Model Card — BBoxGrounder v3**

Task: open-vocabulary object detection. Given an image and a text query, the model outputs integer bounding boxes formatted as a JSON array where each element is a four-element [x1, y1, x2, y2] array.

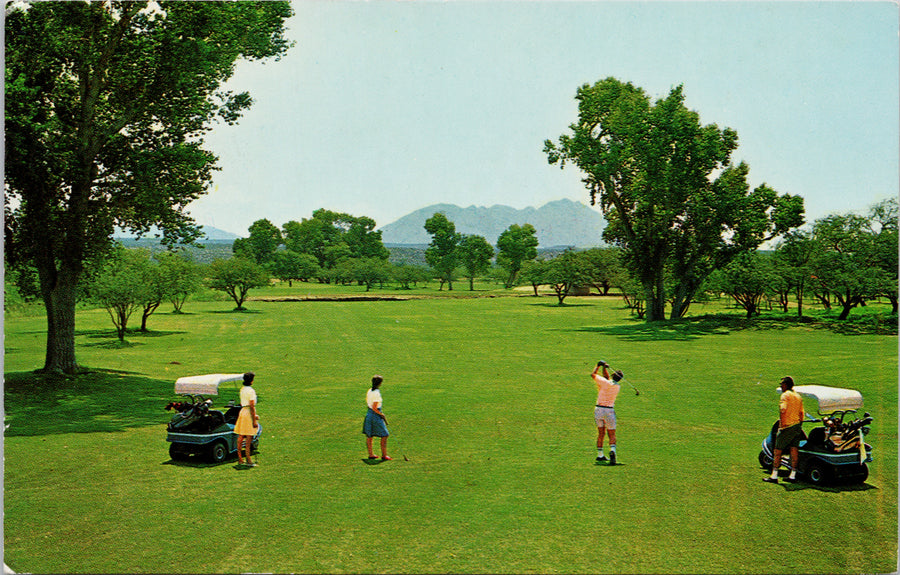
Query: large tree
[[716, 251, 776, 318], [457, 234, 494, 291], [773, 230, 816, 317], [423, 213, 461, 290], [5, 1, 293, 373], [207, 257, 270, 311], [545, 78, 804, 321], [283, 210, 388, 269], [810, 210, 894, 321], [89, 246, 152, 342], [155, 250, 202, 314], [869, 198, 899, 314], [544, 250, 595, 305], [234, 218, 283, 264], [496, 223, 539, 288]]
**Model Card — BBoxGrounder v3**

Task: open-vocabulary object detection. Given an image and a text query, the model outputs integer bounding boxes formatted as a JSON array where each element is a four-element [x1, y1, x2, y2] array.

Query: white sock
[[610, 445, 616, 453], [770, 467, 779, 479], [597, 448, 604, 457], [789, 470, 796, 480]]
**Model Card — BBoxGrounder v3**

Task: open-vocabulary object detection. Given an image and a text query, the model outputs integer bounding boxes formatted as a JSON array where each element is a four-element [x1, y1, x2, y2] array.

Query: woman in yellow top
[[233, 372, 260, 467]]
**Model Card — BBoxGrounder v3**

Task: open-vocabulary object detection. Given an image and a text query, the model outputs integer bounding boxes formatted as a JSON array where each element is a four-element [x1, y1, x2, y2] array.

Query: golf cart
[[165, 374, 261, 463], [758, 385, 873, 485]]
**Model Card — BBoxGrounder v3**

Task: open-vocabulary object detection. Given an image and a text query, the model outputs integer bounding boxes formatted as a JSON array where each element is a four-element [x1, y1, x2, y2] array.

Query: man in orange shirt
[[764, 376, 805, 484], [592, 361, 623, 465]]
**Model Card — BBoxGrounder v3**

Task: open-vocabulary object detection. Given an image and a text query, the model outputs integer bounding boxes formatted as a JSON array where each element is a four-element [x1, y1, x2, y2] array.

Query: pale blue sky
[[189, 1, 899, 237]]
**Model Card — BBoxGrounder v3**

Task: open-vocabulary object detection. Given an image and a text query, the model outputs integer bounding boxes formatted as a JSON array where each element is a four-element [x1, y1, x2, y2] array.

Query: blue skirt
[[363, 408, 389, 438]]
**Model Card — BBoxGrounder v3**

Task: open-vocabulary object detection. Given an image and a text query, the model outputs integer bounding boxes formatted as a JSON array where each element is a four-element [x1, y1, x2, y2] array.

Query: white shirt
[[366, 388, 383, 409], [240, 385, 257, 407]]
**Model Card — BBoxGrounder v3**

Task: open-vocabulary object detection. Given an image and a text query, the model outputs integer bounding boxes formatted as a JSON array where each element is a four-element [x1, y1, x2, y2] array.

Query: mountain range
[[114, 225, 239, 241], [378, 199, 606, 247]]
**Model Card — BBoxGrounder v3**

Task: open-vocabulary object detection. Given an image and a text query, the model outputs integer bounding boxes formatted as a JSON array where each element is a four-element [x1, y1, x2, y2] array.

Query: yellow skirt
[[233, 406, 258, 436]]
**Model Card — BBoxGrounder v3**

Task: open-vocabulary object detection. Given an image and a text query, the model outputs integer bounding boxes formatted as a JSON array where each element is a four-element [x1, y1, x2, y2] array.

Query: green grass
[[4, 291, 897, 574]]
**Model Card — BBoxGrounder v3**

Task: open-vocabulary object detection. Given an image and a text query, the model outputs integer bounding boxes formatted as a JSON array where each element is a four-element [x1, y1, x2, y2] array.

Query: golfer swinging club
[[592, 361, 624, 465]]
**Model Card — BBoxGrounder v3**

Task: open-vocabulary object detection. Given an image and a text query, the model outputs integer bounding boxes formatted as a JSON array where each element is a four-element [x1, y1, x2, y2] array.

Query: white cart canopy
[[174, 374, 244, 396], [791, 385, 864, 414]]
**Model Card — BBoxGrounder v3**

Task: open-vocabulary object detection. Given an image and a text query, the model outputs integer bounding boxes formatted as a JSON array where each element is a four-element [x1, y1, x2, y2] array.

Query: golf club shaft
[[609, 365, 639, 395]]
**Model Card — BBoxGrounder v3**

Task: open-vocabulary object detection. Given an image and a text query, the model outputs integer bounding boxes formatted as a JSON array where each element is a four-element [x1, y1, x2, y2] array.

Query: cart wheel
[[208, 440, 229, 463], [806, 462, 831, 485], [758, 451, 771, 469], [169, 444, 189, 462]]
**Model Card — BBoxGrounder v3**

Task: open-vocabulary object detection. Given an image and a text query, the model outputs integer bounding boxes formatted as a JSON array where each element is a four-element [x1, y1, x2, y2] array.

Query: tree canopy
[[234, 219, 283, 264], [458, 234, 495, 291], [207, 257, 270, 311], [496, 224, 538, 288], [424, 213, 461, 290], [89, 246, 152, 341], [809, 204, 896, 320], [545, 77, 804, 321], [282, 209, 389, 270], [4, 0, 293, 372]]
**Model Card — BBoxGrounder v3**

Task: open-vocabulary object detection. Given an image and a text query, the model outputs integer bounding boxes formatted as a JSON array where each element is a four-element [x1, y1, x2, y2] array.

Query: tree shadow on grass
[[528, 302, 595, 309], [4, 369, 173, 437], [75, 328, 187, 348], [570, 315, 766, 341], [208, 308, 263, 315], [570, 313, 896, 342], [76, 328, 187, 339]]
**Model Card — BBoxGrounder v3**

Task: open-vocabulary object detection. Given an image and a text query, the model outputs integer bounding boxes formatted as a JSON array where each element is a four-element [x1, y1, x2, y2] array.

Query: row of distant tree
[[530, 199, 898, 320], [23, 196, 890, 342], [227, 208, 546, 292]]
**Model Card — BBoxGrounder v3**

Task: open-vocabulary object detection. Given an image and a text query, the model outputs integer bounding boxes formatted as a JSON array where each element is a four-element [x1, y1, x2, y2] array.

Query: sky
[[188, 0, 899, 237]]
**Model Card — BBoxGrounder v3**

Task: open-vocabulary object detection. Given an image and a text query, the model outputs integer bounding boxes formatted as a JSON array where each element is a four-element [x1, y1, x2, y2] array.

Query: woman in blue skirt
[[363, 375, 391, 460]]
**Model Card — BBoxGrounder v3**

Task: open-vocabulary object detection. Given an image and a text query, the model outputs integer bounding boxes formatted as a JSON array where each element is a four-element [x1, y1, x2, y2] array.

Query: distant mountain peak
[[114, 225, 240, 241], [379, 199, 605, 247]]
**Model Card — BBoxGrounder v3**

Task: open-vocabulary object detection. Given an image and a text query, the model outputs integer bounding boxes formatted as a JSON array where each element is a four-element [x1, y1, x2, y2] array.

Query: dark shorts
[[363, 408, 389, 438], [775, 423, 804, 450]]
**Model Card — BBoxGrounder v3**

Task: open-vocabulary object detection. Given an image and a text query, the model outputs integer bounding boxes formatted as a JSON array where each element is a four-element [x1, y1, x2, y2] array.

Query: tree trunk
[[39, 264, 81, 374], [116, 308, 128, 341], [141, 302, 160, 331], [746, 302, 757, 318], [837, 302, 853, 321], [505, 271, 517, 289], [670, 289, 693, 320], [644, 274, 666, 322]]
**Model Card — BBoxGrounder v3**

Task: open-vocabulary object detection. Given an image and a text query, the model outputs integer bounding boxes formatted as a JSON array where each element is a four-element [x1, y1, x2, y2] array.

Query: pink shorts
[[594, 406, 616, 430]]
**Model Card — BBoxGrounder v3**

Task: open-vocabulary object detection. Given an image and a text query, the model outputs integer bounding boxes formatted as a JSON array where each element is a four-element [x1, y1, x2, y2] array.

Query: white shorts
[[594, 406, 617, 430]]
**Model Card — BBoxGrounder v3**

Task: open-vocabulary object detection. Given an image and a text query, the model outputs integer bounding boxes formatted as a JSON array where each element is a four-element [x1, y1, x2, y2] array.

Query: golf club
[[395, 423, 410, 461], [603, 363, 640, 396]]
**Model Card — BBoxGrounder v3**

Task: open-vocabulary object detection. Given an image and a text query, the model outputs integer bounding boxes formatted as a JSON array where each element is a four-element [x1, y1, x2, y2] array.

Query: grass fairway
[[4, 290, 897, 574]]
